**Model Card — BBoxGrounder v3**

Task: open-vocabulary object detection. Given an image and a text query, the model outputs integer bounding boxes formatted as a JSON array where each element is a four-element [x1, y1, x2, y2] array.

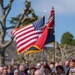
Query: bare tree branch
[[0, 0, 14, 49], [0, 21, 2, 26], [21, 16, 28, 23], [0, 0, 5, 28], [5, 0, 14, 18], [6, 26, 15, 30], [0, 36, 14, 48], [5, 8, 11, 19], [66, 52, 75, 60], [16, 2, 31, 28], [1, 0, 13, 31], [5, 0, 14, 10], [0, 0, 4, 9]]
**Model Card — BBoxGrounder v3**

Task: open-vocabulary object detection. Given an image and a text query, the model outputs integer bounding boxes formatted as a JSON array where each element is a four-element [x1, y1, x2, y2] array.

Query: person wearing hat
[[68, 59, 75, 75]]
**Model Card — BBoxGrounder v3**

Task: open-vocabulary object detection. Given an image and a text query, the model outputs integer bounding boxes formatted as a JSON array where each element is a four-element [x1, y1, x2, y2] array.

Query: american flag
[[26, 8, 55, 55], [11, 17, 45, 54]]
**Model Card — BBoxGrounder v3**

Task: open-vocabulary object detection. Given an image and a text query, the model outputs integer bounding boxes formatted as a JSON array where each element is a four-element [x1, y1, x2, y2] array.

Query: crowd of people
[[0, 58, 75, 75]]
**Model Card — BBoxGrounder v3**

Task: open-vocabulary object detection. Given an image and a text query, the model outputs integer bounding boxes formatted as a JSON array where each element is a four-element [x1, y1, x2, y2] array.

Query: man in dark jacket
[[64, 60, 70, 75]]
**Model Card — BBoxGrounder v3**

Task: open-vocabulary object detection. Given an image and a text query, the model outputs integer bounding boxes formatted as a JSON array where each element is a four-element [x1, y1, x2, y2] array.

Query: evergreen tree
[[9, 0, 38, 26], [71, 39, 75, 46], [61, 32, 73, 45]]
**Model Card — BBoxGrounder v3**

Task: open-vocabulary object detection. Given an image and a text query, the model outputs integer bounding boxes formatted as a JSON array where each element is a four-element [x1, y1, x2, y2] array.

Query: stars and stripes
[[26, 8, 55, 55], [11, 16, 45, 54]]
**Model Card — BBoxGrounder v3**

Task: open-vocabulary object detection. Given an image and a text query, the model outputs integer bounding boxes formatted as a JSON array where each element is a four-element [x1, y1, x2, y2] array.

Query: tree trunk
[[0, 53, 2, 66], [0, 48, 5, 66]]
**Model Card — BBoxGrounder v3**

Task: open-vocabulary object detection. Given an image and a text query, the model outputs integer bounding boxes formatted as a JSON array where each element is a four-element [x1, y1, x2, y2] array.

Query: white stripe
[[14, 27, 34, 36], [12, 30, 16, 35], [18, 39, 37, 51], [14, 24, 32, 35], [15, 30, 42, 39], [15, 28, 34, 38], [16, 33, 40, 43], [17, 34, 39, 47]]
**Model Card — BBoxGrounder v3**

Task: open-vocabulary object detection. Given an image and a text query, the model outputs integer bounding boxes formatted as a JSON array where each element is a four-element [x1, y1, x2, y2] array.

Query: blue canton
[[33, 17, 45, 30]]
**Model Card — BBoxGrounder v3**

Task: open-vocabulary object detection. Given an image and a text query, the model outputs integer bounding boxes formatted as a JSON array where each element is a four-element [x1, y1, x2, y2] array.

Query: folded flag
[[26, 8, 55, 55], [11, 16, 45, 54]]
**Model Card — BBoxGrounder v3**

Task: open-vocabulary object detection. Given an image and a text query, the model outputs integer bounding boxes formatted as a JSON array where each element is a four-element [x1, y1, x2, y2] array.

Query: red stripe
[[11, 17, 45, 54], [17, 36, 38, 48], [15, 29, 35, 39], [18, 41, 35, 53], [14, 25, 33, 36], [16, 32, 42, 44], [30, 9, 54, 51]]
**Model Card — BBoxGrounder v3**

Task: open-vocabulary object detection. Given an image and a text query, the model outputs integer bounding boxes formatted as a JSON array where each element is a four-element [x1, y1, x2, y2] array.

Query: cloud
[[54, 0, 75, 14], [6, 0, 75, 19], [31, 0, 75, 15]]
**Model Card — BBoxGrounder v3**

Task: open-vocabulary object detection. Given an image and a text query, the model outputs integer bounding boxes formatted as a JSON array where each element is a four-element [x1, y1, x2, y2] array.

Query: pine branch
[[16, 1, 31, 28]]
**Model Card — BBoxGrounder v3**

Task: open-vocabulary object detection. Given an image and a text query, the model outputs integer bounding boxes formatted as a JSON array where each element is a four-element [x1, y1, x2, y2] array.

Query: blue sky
[[3, 0, 75, 43]]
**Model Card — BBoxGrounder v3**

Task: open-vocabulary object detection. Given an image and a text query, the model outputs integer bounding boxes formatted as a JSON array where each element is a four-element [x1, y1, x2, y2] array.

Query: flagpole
[[54, 41, 56, 65], [42, 9, 46, 63], [52, 7, 56, 64], [43, 49, 45, 63]]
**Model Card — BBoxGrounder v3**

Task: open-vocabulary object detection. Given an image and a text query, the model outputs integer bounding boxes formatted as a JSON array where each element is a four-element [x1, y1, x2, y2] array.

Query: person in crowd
[[49, 62, 55, 74], [52, 62, 59, 74], [0, 67, 3, 74], [14, 69, 19, 75], [12, 63, 19, 74], [59, 61, 63, 66], [64, 60, 70, 75], [29, 66, 36, 75], [7, 68, 13, 75], [8, 65, 12, 69], [55, 65, 65, 75], [40, 62, 52, 75], [34, 70, 40, 75], [34, 63, 41, 75], [44, 66, 52, 75], [68, 59, 75, 75], [40, 63, 45, 75], [55, 63, 59, 68], [24, 61, 29, 74], [1, 58, 75, 75], [19, 65, 26, 75], [11, 59, 15, 66], [1, 68, 7, 75], [3, 65, 8, 70]]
